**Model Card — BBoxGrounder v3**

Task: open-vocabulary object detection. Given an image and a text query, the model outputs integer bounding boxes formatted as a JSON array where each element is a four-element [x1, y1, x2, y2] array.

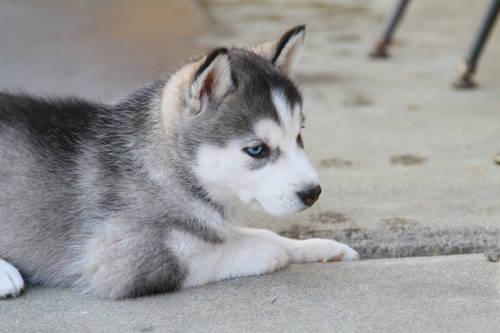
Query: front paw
[[290, 239, 359, 263]]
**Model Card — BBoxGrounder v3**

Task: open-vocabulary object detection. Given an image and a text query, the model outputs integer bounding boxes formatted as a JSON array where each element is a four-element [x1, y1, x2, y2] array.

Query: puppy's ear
[[252, 25, 306, 77], [188, 48, 233, 115]]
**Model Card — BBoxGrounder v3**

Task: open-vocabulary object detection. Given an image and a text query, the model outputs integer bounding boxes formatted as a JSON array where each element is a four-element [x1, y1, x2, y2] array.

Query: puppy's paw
[[289, 239, 359, 263], [340, 244, 360, 261], [0, 259, 25, 299]]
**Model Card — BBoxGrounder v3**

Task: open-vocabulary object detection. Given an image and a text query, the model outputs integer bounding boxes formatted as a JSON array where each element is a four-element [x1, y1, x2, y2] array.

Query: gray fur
[[0, 42, 304, 299]]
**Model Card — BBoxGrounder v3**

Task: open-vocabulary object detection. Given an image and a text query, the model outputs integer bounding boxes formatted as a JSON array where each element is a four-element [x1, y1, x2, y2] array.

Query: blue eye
[[244, 144, 269, 158]]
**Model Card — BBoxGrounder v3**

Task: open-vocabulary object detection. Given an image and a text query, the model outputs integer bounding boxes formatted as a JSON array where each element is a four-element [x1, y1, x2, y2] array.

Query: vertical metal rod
[[370, 0, 412, 58], [454, 0, 500, 88]]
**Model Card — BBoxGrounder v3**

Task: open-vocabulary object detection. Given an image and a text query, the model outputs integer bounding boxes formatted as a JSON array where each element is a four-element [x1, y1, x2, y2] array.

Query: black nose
[[297, 185, 322, 207]]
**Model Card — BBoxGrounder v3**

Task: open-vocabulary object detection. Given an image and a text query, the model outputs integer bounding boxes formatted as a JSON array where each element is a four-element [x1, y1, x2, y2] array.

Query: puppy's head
[[170, 26, 320, 216]]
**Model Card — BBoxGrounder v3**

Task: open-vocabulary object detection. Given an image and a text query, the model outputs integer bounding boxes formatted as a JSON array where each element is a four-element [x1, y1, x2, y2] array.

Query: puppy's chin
[[235, 192, 308, 217], [249, 198, 306, 218]]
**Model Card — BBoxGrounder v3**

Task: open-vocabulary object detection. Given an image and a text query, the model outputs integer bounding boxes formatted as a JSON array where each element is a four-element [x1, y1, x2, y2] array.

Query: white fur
[[194, 133, 319, 216], [0, 259, 24, 298], [239, 228, 360, 262], [170, 226, 358, 289], [248, 134, 319, 216], [168, 229, 289, 288], [271, 89, 293, 126]]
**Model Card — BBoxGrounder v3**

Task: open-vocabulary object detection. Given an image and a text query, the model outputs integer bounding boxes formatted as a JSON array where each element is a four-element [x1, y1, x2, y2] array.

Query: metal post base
[[453, 62, 477, 89], [369, 0, 412, 59], [453, 0, 500, 89], [369, 40, 391, 58]]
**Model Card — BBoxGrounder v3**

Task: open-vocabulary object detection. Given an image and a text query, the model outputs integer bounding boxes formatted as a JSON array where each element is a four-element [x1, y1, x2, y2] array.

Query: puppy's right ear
[[188, 48, 233, 115]]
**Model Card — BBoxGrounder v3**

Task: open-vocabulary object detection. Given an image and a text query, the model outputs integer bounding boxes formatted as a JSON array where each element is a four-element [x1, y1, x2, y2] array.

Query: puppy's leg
[[238, 227, 359, 263], [75, 221, 187, 299], [170, 229, 290, 289], [0, 258, 25, 298]]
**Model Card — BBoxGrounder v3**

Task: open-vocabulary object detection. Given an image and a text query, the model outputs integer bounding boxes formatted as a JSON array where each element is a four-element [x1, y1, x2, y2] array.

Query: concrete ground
[[1, 0, 500, 332], [1, 255, 499, 332]]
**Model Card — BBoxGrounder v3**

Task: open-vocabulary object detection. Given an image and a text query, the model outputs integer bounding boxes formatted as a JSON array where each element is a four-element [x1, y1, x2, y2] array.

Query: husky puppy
[[0, 26, 358, 299]]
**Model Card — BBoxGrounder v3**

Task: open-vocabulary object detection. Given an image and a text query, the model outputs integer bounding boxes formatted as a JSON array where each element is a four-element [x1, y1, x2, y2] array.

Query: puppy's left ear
[[252, 25, 306, 77], [188, 48, 233, 115]]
